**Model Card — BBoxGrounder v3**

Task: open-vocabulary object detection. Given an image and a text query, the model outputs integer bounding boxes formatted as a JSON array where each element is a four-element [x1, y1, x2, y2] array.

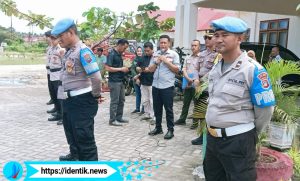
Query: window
[[259, 19, 289, 47]]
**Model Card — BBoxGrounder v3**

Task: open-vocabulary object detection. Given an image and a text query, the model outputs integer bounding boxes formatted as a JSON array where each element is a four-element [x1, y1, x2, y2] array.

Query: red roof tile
[[148, 8, 237, 31]]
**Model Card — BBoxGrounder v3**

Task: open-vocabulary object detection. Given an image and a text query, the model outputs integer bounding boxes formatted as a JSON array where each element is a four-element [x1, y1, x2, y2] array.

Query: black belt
[[50, 68, 62, 72]]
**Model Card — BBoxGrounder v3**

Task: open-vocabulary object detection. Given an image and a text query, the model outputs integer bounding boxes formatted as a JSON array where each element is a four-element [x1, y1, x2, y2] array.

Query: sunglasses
[[204, 36, 213, 40]]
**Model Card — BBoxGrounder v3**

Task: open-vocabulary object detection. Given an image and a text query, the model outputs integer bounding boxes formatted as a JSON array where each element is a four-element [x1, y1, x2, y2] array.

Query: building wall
[[254, 13, 300, 58], [175, 1, 300, 58], [288, 16, 300, 58], [235, 12, 300, 58]]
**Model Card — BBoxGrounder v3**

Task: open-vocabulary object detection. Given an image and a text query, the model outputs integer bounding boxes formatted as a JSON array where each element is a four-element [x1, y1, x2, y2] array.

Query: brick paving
[[0, 65, 203, 181]]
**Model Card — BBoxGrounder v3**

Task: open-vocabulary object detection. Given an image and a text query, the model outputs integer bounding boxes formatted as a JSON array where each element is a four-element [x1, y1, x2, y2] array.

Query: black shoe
[[47, 107, 57, 114], [164, 130, 174, 139], [46, 99, 54, 105], [48, 115, 61, 121], [51, 112, 60, 117], [148, 128, 163, 136], [174, 119, 186, 125], [191, 136, 203, 145], [59, 153, 78, 161], [140, 116, 151, 121], [57, 120, 63, 125], [131, 110, 140, 114], [109, 121, 123, 126], [118, 119, 129, 123]]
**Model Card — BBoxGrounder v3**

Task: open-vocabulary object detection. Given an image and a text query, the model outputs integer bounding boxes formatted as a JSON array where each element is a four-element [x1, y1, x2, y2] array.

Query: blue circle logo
[[3, 161, 23, 180]]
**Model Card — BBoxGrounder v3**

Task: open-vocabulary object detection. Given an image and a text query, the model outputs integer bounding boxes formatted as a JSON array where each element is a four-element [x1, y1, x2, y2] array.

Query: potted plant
[[256, 146, 294, 181], [265, 60, 300, 149], [288, 146, 300, 180]]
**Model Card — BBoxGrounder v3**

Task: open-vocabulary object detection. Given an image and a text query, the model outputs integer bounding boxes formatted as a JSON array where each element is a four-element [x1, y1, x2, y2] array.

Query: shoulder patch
[[80, 47, 99, 75], [250, 66, 275, 107]]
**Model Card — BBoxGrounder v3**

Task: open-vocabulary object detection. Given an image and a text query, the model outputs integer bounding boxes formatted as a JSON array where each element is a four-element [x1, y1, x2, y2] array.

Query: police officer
[[204, 17, 275, 181], [51, 18, 102, 161], [48, 35, 65, 121], [191, 30, 221, 145], [174, 39, 201, 126], [45, 30, 55, 107]]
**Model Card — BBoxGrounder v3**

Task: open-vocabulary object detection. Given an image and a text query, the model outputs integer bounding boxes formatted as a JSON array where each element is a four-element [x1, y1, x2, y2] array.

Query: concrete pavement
[[0, 65, 203, 181]]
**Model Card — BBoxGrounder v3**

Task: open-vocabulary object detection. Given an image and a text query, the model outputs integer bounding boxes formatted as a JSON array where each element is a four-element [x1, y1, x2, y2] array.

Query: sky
[[0, 0, 177, 34]]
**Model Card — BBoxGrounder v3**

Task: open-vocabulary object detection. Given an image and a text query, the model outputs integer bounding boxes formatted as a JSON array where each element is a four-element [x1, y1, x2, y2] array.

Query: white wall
[[237, 12, 257, 42], [239, 12, 300, 58], [174, 1, 300, 58], [286, 16, 300, 58]]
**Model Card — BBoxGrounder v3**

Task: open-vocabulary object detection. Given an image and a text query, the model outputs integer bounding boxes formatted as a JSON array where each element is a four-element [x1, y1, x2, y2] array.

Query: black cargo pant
[[203, 128, 257, 181], [152, 86, 174, 131], [47, 73, 55, 101], [62, 92, 98, 161], [49, 80, 62, 115]]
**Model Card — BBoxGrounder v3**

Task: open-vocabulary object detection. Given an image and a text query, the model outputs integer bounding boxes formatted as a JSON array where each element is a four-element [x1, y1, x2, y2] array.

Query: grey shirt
[[199, 49, 219, 78], [49, 45, 64, 81], [206, 52, 274, 133], [46, 46, 51, 74], [61, 41, 101, 97], [150, 49, 180, 89]]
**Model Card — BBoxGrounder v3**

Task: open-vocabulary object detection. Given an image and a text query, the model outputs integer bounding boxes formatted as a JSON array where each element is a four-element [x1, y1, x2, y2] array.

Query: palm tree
[[265, 60, 300, 125]]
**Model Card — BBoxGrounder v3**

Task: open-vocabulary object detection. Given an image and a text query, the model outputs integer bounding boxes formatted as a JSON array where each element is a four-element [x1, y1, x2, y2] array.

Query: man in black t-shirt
[[136, 42, 155, 122], [105, 39, 130, 126]]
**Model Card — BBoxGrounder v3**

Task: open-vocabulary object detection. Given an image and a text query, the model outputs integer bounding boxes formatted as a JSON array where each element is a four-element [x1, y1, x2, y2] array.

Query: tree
[[160, 18, 175, 32], [80, 2, 176, 43], [116, 2, 176, 42], [79, 7, 118, 41], [0, 0, 53, 29], [115, 2, 162, 42]]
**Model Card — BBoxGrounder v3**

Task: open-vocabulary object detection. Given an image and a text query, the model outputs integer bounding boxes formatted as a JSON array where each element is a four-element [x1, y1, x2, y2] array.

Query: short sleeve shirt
[[183, 53, 200, 80], [199, 49, 219, 78], [150, 49, 180, 89], [106, 49, 125, 83]]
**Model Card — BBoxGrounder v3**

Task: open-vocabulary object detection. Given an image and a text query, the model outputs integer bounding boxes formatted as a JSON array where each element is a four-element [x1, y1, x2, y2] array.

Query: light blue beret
[[211, 17, 248, 33], [51, 18, 75, 36]]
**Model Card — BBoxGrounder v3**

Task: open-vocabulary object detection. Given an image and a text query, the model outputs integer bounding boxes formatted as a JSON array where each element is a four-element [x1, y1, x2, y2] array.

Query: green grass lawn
[[0, 52, 45, 65]]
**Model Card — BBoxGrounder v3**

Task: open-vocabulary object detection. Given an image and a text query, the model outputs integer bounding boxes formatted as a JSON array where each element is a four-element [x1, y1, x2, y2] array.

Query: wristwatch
[[154, 62, 159, 66]]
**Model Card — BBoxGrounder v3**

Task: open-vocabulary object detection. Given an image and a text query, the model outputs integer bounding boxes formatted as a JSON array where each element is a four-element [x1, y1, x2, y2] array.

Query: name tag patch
[[227, 78, 245, 87]]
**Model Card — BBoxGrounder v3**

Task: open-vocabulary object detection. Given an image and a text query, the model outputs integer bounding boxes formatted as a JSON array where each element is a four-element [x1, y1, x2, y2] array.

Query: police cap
[[51, 18, 75, 36], [211, 17, 248, 33], [204, 29, 214, 37]]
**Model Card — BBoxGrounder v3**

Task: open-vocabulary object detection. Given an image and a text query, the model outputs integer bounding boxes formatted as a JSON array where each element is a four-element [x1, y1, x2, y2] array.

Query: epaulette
[[248, 58, 264, 70]]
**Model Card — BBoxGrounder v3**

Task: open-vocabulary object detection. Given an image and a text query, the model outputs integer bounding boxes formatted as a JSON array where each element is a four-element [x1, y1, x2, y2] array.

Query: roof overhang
[[192, 0, 300, 16]]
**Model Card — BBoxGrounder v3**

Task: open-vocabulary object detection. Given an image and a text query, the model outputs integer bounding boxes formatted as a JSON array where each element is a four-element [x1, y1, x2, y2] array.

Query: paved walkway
[[0, 65, 203, 181]]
